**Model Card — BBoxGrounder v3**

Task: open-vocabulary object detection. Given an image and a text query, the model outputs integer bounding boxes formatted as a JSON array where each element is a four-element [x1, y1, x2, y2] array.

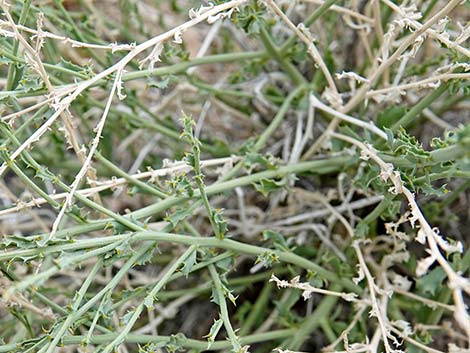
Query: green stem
[[391, 84, 448, 131], [239, 281, 273, 336], [0, 51, 265, 100], [124, 51, 266, 82], [279, 0, 338, 55], [0, 231, 360, 292], [254, 85, 306, 150], [75, 243, 156, 319], [7, 155, 349, 242], [286, 285, 341, 350], [355, 195, 393, 232], [6, 240, 123, 295], [94, 151, 168, 198], [110, 251, 233, 309], [209, 264, 242, 352], [0, 329, 295, 352], [259, 27, 307, 86], [0, 48, 88, 80], [5, 0, 32, 91], [320, 319, 337, 343], [39, 260, 102, 353], [101, 246, 196, 353]]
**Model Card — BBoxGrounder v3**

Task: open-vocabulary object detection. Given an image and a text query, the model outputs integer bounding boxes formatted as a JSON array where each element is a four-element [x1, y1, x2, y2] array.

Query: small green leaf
[[354, 223, 369, 238], [115, 240, 133, 257], [215, 256, 234, 273], [148, 76, 171, 89], [180, 247, 197, 277], [223, 282, 238, 306], [255, 251, 280, 268], [166, 173, 194, 197], [234, 1, 268, 36], [213, 208, 228, 239], [253, 177, 286, 196], [420, 183, 448, 196], [377, 106, 407, 129], [211, 286, 220, 306], [134, 245, 158, 266], [165, 333, 187, 353], [143, 295, 156, 309], [262, 230, 290, 251], [204, 318, 223, 349], [416, 267, 446, 296], [243, 152, 278, 173], [165, 207, 192, 227], [17, 73, 44, 92], [120, 309, 135, 325], [389, 127, 430, 160], [58, 58, 84, 72]]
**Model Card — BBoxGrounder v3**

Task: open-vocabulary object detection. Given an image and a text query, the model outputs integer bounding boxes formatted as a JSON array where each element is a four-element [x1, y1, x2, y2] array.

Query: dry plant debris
[[0, 0, 470, 352]]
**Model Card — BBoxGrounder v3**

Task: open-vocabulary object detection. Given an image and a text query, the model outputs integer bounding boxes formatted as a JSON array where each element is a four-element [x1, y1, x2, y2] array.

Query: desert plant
[[0, 0, 469, 352]]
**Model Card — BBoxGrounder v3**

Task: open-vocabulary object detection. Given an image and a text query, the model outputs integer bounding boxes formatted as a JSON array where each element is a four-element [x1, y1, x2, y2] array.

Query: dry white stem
[[336, 70, 369, 95], [388, 326, 445, 353], [399, 34, 425, 61], [189, 3, 215, 19], [273, 349, 308, 353], [288, 95, 315, 164], [322, 305, 368, 352], [264, 0, 340, 107], [173, 29, 183, 44], [330, 131, 470, 341], [1, 96, 56, 122], [393, 287, 455, 311], [0, 157, 239, 217], [139, 42, 163, 70], [367, 73, 470, 98], [312, 200, 399, 353], [344, 0, 465, 113], [0, 20, 137, 52], [353, 242, 397, 353], [270, 274, 359, 302], [116, 70, 127, 100], [295, 0, 374, 24], [0, 1, 101, 202], [34, 12, 45, 53], [435, 62, 470, 74], [269, 195, 383, 227], [47, 70, 122, 242], [207, 7, 236, 24], [309, 94, 387, 139], [0, 0, 248, 242], [336, 71, 370, 84], [382, 0, 470, 58], [454, 22, 470, 45], [0, 0, 247, 180]]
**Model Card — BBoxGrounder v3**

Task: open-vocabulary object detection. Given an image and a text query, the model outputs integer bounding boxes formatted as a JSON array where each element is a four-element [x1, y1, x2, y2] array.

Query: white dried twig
[[264, 0, 341, 107], [330, 131, 470, 342], [270, 274, 359, 302]]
